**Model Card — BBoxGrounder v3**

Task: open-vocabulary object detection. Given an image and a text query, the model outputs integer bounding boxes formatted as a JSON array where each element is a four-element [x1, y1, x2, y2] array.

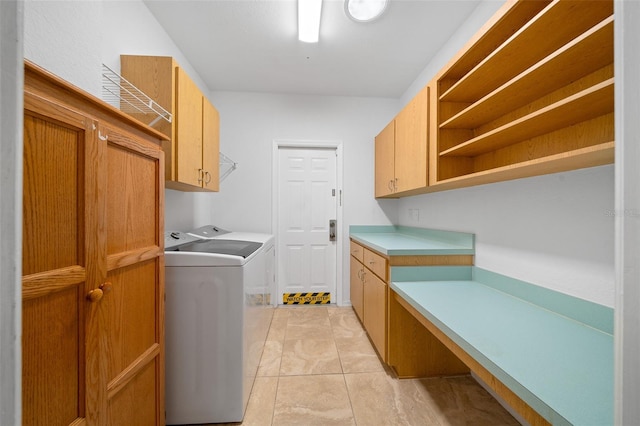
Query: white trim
[[272, 139, 345, 305], [614, 1, 640, 424], [0, 0, 24, 424]]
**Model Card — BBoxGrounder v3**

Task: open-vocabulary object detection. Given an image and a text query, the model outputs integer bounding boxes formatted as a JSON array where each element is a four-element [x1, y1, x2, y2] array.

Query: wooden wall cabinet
[[375, 86, 429, 198], [430, 0, 614, 190], [121, 55, 220, 192], [22, 61, 166, 426]]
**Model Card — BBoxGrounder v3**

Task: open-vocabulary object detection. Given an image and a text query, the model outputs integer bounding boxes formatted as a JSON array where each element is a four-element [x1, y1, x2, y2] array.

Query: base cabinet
[[349, 240, 388, 361], [22, 61, 165, 426]]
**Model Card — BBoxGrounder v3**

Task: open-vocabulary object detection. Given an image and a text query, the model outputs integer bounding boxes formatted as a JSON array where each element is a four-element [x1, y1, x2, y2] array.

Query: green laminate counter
[[349, 225, 474, 256], [391, 266, 614, 426]]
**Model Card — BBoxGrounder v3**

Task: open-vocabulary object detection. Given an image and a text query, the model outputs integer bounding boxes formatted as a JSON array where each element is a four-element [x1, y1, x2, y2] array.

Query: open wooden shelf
[[440, 17, 613, 130], [441, 79, 614, 157], [430, 0, 614, 187], [440, 0, 613, 104], [432, 142, 614, 193]]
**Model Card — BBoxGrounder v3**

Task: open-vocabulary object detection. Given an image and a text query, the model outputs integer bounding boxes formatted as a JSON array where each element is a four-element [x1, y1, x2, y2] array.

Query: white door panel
[[277, 147, 337, 304]]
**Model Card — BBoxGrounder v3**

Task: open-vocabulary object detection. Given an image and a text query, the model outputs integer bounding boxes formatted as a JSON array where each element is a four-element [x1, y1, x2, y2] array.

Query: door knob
[[100, 282, 113, 294], [87, 288, 104, 303]]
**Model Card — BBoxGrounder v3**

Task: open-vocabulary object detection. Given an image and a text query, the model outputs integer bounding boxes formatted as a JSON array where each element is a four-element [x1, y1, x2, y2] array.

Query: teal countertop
[[349, 225, 474, 256], [391, 268, 614, 426]]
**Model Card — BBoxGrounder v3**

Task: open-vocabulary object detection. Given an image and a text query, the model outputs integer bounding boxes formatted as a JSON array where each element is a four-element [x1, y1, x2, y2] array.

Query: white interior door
[[277, 147, 337, 304]]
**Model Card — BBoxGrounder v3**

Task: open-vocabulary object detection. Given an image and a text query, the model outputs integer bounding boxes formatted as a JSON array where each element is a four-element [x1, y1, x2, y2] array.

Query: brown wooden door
[[349, 256, 364, 322], [202, 97, 220, 191], [374, 120, 395, 197], [102, 124, 165, 425], [22, 92, 105, 426], [175, 66, 203, 187], [395, 85, 428, 193]]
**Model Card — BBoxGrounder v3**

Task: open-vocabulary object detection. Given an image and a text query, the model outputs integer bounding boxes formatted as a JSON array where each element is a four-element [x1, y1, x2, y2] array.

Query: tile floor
[[221, 305, 520, 426]]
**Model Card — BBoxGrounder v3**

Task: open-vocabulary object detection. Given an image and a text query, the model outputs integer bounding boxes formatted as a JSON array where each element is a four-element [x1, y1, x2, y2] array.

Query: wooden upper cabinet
[[395, 86, 428, 193], [22, 60, 165, 426], [374, 120, 395, 197], [202, 97, 220, 191], [175, 67, 204, 188], [121, 55, 220, 192], [374, 85, 429, 198]]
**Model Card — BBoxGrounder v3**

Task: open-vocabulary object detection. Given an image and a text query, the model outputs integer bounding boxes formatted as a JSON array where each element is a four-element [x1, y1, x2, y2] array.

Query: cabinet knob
[[86, 288, 104, 303], [204, 171, 212, 184], [197, 168, 204, 183], [100, 282, 113, 294]]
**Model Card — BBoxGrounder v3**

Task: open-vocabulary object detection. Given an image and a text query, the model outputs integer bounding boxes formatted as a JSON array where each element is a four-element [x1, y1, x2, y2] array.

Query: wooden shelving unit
[[430, 0, 614, 190]]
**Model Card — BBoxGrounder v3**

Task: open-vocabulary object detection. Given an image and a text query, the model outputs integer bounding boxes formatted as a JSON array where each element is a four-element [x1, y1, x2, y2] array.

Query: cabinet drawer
[[364, 248, 387, 281], [350, 240, 364, 262]]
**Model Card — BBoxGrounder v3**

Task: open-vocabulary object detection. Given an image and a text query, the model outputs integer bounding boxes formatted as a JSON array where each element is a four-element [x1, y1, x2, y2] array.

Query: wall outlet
[[409, 208, 420, 222]]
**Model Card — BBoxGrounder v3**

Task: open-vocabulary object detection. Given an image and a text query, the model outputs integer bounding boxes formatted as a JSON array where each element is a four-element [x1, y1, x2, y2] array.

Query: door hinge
[[332, 189, 335, 196]]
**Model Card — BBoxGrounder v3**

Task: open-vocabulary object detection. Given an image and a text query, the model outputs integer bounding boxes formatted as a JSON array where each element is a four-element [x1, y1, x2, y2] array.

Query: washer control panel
[[164, 231, 201, 251]]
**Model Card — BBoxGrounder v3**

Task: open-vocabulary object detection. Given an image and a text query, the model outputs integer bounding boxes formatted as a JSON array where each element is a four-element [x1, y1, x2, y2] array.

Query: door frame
[[272, 139, 344, 306]]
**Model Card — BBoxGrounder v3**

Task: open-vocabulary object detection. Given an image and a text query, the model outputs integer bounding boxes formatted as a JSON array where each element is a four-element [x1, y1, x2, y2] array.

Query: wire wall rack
[[101, 64, 172, 128], [220, 152, 238, 182]]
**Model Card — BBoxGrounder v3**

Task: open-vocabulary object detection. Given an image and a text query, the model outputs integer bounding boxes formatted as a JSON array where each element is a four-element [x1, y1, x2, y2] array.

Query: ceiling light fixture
[[298, 0, 323, 43], [345, 0, 388, 22]]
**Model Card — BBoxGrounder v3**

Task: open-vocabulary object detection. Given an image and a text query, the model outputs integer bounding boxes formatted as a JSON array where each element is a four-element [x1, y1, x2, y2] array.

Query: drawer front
[[350, 240, 364, 262], [364, 248, 387, 281]]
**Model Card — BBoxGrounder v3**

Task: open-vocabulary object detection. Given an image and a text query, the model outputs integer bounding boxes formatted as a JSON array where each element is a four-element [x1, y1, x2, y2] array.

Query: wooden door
[[202, 97, 220, 191], [363, 270, 387, 360], [350, 256, 364, 321], [102, 124, 165, 425], [22, 92, 104, 425], [394, 85, 429, 193], [175, 66, 203, 187], [374, 120, 395, 197]]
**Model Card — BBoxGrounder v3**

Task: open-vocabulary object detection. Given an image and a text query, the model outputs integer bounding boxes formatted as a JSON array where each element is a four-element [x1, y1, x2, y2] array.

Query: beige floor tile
[[237, 376, 278, 426], [257, 340, 283, 377], [345, 371, 443, 426], [279, 338, 342, 376], [329, 310, 367, 339], [265, 315, 288, 342], [272, 375, 355, 425], [415, 376, 519, 426], [285, 309, 333, 340], [334, 335, 385, 374]]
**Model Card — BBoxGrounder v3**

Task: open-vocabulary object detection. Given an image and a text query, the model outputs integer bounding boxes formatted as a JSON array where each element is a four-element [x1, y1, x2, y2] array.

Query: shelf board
[[440, 79, 614, 157], [431, 142, 614, 193], [440, 17, 613, 130], [440, 0, 613, 103]]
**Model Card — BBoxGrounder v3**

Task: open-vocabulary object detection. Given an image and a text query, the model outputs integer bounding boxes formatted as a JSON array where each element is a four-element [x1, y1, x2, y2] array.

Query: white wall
[[397, 166, 615, 306]]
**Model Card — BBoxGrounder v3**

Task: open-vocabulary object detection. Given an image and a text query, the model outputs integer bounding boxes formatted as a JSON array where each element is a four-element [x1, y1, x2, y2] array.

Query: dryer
[[164, 226, 275, 425]]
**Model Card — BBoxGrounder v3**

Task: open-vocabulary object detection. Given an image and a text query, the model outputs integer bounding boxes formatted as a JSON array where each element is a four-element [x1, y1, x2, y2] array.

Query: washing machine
[[164, 226, 275, 425]]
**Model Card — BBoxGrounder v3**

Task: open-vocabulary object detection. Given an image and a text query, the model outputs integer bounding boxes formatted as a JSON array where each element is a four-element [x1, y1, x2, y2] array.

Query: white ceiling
[[143, 0, 482, 98]]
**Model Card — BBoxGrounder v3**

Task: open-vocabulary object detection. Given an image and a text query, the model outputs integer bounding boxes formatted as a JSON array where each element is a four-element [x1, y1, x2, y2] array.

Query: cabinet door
[[350, 256, 364, 321], [394, 85, 429, 193], [363, 270, 387, 360], [202, 97, 220, 191], [22, 92, 105, 425], [374, 120, 395, 197], [102, 124, 165, 425], [175, 66, 204, 187]]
